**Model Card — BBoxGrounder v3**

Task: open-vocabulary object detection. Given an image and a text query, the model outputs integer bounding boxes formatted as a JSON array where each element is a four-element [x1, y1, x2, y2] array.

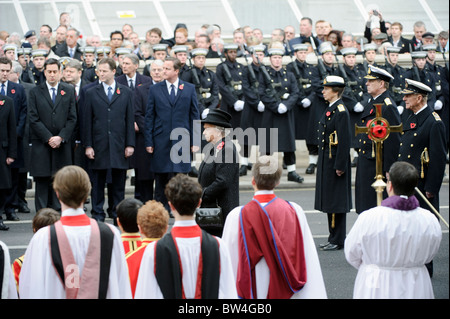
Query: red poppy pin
[[216, 141, 224, 151], [410, 123, 416, 129], [326, 111, 331, 117], [11, 89, 15, 94], [0, 100, 4, 106], [61, 90, 66, 96], [116, 88, 121, 95], [370, 108, 374, 114], [179, 83, 184, 90]]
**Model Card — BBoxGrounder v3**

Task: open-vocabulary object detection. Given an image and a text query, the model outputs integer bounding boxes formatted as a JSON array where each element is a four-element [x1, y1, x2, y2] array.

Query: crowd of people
[[0, 8, 448, 300]]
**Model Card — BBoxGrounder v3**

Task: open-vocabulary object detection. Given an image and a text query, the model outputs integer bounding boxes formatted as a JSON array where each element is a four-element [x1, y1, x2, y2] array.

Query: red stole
[[237, 196, 307, 299], [50, 216, 102, 299], [127, 238, 158, 298]]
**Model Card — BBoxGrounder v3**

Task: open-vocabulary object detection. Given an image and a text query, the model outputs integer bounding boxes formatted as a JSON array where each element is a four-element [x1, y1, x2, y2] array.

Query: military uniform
[[286, 43, 320, 173], [307, 43, 338, 158], [258, 48, 303, 183], [285, 44, 317, 141], [423, 44, 449, 146], [355, 66, 401, 214], [143, 44, 168, 77], [238, 45, 265, 175], [80, 46, 98, 83], [21, 49, 47, 85], [337, 47, 369, 149], [215, 43, 245, 129], [356, 43, 379, 75], [382, 46, 407, 106], [398, 79, 447, 212], [314, 76, 352, 250]]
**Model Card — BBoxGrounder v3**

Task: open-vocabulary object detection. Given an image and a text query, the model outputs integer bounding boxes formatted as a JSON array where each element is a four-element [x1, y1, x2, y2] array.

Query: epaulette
[[432, 112, 441, 121], [384, 97, 392, 105], [337, 104, 345, 112]]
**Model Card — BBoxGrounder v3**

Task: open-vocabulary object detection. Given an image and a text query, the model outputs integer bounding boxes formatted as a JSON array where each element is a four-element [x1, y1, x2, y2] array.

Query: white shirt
[[222, 192, 328, 299], [126, 73, 137, 88], [165, 78, 179, 96], [0, 80, 8, 94], [102, 81, 116, 97], [46, 81, 59, 99], [345, 205, 442, 299]]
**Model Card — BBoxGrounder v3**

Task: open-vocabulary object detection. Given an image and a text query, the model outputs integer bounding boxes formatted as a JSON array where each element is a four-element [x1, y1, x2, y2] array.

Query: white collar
[[126, 73, 137, 83], [173, 219, 197, 227], [46, 81, 59, 90], [254, 190, 275, 195], [166, 78, 179, 90], [414, 103, 428, 115], [61, 207, 86, 217]]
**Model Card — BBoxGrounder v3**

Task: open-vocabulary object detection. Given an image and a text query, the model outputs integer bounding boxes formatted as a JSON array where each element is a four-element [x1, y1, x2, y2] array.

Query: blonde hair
[[137, 200, 169, 238]]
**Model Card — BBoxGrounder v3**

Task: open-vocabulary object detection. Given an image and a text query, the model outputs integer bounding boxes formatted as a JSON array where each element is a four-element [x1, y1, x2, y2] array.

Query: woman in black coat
[[198, 109, 239, 236]]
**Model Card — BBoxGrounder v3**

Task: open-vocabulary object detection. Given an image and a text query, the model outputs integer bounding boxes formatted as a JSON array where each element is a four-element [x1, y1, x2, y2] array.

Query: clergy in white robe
[[222, 156, 327, 299], [134, 174, 237, 299], [1, 240, 18, 299], [134, 220, 238, 299], [344, 161, 442, 299], [18, 165, 132, 299]]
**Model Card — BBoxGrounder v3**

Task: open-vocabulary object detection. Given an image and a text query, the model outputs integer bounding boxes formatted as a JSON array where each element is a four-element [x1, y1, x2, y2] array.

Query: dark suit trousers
[[90, 168, 126, 222], [327, 213, 346, 246], [34, 176, 61, 212], [154, 172, 175, 211]]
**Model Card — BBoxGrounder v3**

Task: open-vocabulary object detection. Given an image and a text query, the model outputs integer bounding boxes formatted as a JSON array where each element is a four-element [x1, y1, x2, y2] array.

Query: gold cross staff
[[355, 103, 403, 205]]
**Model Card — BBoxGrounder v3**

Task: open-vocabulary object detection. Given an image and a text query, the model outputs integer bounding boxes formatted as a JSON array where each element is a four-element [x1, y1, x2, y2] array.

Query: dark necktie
[[107, 86, 113, 102], [51, 88, 56, 104], [129, 79, 134, 90], [0, 83, 5, 96], [170, 84, 175, 103]]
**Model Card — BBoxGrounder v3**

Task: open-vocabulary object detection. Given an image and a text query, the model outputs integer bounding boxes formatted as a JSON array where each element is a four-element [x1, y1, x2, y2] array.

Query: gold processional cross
[[355, 103, 403, 205]]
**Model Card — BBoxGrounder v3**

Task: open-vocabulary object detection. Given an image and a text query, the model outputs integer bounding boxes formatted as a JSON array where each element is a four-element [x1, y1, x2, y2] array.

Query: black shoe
[[287, 171, 304, 183], [18, 205, 31, 213], [247, 163, 253, 171], [0, 221, 9, 231], [27, 178, 32, 189], [239, 165, 248, 176], [188, 166, 199, 177], [6, 211, 20, 221], [305, 163, 316, 174], [319, 242, 330, 248], [351, 157, 358, 167], [320, 243, 343, 251]]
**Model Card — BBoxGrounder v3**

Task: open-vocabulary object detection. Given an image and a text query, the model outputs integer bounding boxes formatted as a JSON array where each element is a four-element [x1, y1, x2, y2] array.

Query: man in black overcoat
[[83, 58, 135, 223], [0, 95, 17, 230], [28, 58, 77, 212]]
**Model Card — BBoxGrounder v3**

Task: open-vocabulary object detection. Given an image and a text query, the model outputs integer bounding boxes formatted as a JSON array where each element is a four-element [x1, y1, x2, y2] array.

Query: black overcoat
[[198, 137, 239, 221], [258, 67, 299, 153], [28, 82, 77, 177], [314, 99, 352, 214], [0, 95, 17, 189], [83, 83, 135, 170]]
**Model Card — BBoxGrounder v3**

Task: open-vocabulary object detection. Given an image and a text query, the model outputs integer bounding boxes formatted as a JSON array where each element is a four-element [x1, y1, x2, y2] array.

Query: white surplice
[[134, 220, 238, 299], [345, 205, 442, 299], [19, 208, 132, 299], [221, 191, 328, 299], [1, 240, 18, 299]]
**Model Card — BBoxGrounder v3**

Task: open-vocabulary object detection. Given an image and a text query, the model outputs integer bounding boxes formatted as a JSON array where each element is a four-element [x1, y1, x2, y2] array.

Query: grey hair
[[123, 53, 139, 65]]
